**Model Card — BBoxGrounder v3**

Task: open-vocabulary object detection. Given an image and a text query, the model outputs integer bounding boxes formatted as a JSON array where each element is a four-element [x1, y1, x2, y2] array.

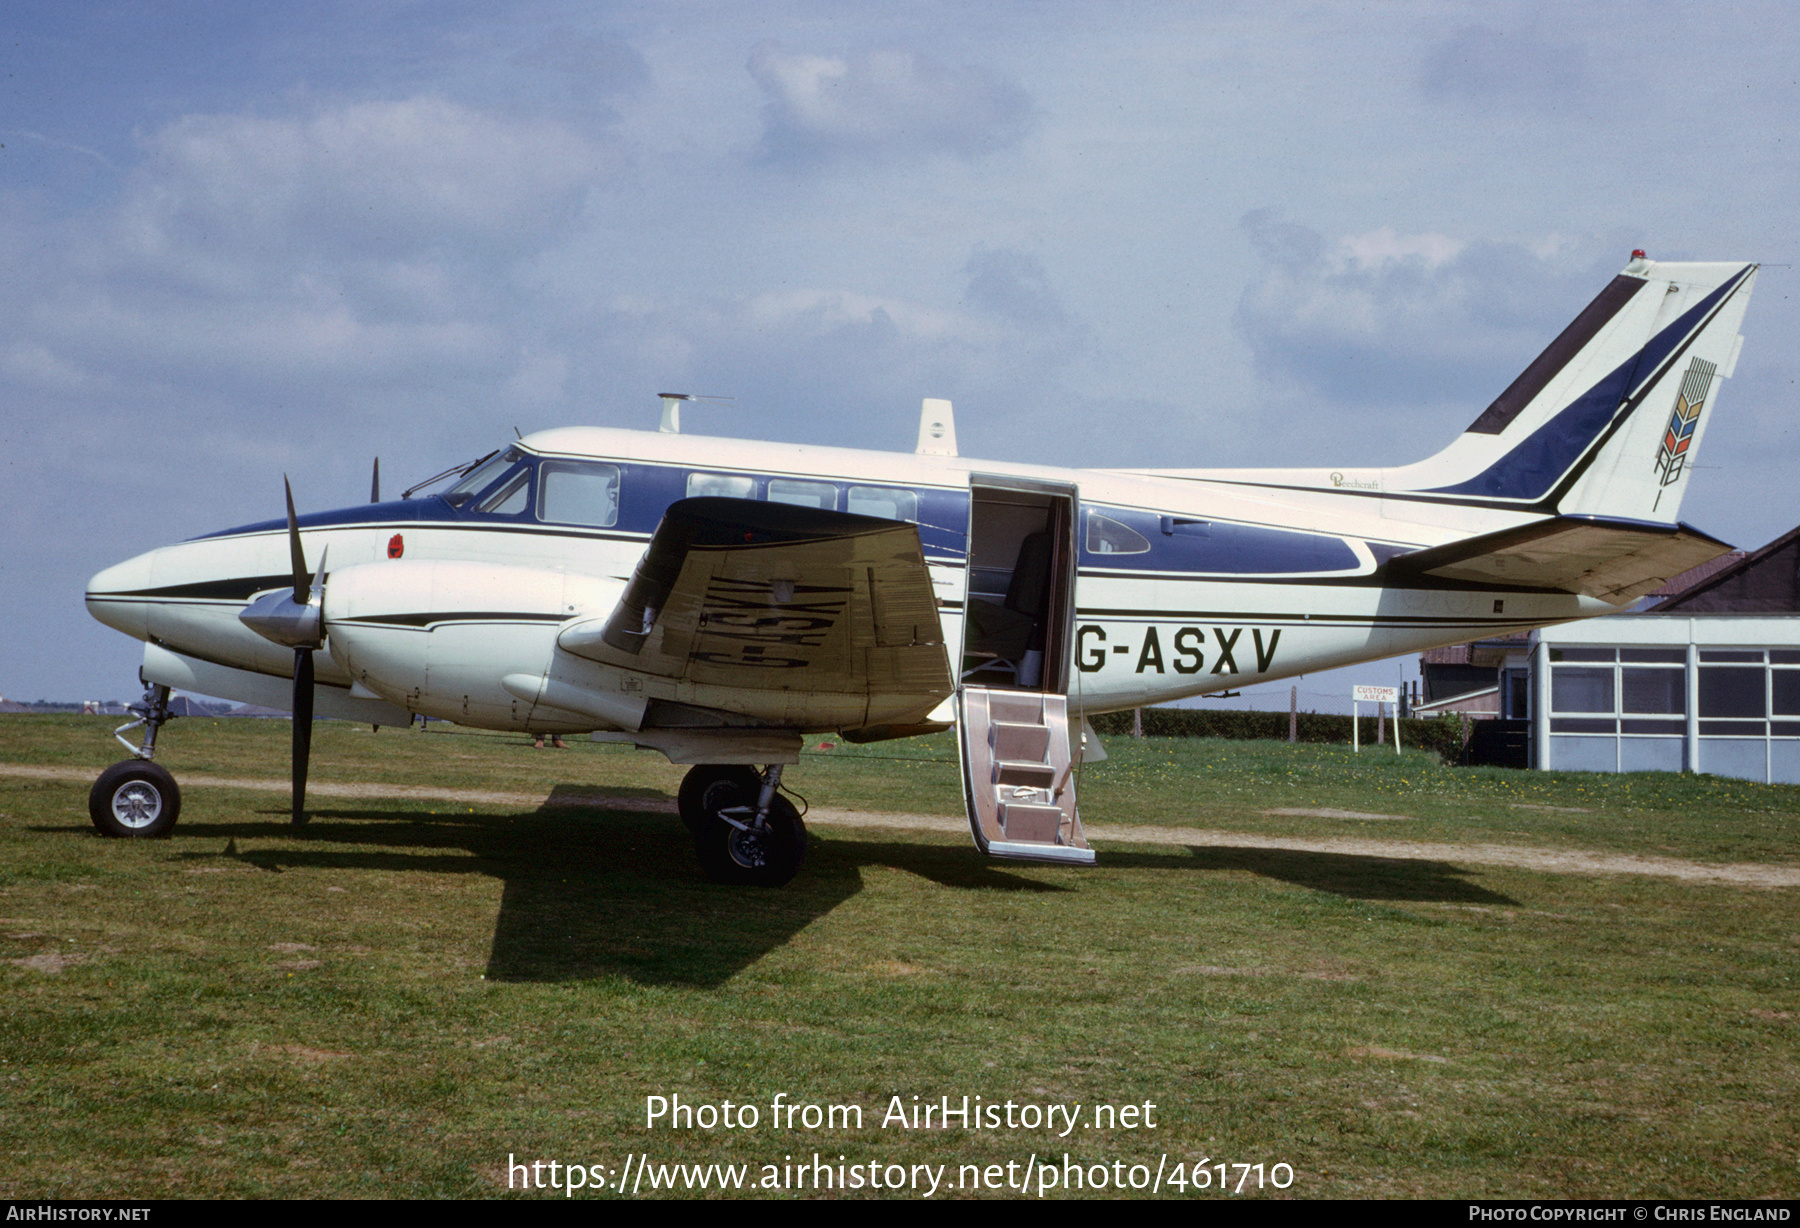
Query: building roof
[[1648, 523, 1800, 613], [1420, 631, 1530, 667], [1642, 550, 1750, 600], [1413, 685, 1499, 715]]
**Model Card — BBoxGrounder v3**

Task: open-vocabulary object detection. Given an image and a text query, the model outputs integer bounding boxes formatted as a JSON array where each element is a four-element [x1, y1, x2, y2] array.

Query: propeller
[[370, 457, 380, 504], [238, 478, 326, 825]]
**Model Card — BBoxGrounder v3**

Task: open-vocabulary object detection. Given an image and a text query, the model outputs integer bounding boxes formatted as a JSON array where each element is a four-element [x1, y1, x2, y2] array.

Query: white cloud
[[509, 28, 651, 123], [1420, 25, 1589, 110], [742, 287, 962, 340], [124, 97, 599, 261], [0, 97, 616, 413], [566, 247, 1091, 455], [1234, 210, 1620, 420], [962, 248, 1069, 326], [1, 341, 100, 394], [1337, 227, 1464, 271], [747, 43, 1032, 165]]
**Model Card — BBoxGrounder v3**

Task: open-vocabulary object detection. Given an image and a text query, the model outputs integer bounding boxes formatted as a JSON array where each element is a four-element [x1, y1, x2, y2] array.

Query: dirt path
[[11, 762, 1797, 888]]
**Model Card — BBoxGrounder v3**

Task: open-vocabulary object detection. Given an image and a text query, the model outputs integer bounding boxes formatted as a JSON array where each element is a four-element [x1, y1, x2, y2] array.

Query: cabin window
[[768, 479, 837, 510], [538, 460, 620, 527], [1080, 505, 1355, 571], [846, 486, 918, 522], [688, 472, 755, 499], [1086, 513, 1150, 555]]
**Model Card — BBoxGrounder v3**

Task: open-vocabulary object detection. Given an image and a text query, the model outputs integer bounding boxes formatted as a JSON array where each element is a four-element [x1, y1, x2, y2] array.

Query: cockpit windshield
[[444, 447, 525, 507]]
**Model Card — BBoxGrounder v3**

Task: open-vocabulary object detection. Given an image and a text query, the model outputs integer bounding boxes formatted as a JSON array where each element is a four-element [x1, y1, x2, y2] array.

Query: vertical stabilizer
[[1387, 257, 1757, 522]]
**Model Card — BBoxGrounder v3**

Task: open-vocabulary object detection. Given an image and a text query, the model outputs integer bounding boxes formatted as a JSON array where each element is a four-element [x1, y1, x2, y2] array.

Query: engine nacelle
[[324, 559, 626, 730]]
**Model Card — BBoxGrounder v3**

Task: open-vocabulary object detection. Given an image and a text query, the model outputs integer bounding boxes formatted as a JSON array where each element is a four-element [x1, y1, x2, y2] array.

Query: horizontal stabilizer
[[1387, 516, 1733, 606]]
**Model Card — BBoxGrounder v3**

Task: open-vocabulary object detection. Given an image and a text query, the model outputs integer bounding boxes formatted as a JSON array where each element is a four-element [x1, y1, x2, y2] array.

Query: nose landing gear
[[89, 683, 182, 838]]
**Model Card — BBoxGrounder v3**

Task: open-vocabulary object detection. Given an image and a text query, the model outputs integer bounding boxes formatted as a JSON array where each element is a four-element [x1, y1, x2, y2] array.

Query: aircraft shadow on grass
[[161, 784, 1073, 990], [153, 788, 1515, 988], [1104, 845, 1520, 906]]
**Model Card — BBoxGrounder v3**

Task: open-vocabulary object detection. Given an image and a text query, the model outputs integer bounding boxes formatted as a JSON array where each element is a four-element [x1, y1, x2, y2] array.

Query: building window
[[1545, 642, 1800, 784], [1548, 646, 1685, 770], [1553, 665, 1614, 715]]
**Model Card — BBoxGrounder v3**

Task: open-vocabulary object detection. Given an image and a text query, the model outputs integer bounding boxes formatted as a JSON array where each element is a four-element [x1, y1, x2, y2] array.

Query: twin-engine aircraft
[[84, 254, 1757, 884]]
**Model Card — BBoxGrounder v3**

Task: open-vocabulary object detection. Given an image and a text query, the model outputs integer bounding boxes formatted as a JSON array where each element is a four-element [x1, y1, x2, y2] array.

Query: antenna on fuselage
[[916, 397, 957, 456], [657, 392, 733, 434]]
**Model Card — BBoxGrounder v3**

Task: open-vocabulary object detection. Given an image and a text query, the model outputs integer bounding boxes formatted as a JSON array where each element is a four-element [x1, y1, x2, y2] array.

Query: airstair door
[[956, 476, 1093, 865], [959, 687, 1093, 864]]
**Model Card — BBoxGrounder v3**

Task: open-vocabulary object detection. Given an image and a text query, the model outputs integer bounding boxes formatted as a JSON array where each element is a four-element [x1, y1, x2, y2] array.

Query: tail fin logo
[[1653, 357, 1718, 489]]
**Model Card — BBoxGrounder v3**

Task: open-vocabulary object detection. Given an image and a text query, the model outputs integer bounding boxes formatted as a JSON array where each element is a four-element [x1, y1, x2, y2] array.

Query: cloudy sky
[[3, 1, 1797, 706]]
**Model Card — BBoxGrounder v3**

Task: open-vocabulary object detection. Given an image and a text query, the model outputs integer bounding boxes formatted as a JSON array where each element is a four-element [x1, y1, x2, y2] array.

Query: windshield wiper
[[402, 451, 499, 501]]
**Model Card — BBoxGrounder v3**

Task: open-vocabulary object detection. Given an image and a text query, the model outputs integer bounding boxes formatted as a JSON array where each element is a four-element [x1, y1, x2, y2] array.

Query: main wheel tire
[[696, 794, 807, 887], [89, 761, 181, 839], [677, 765, 762, 835]]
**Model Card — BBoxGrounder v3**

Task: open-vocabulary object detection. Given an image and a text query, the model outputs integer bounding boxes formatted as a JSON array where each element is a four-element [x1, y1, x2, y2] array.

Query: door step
[[958, 687, 1094, 865]]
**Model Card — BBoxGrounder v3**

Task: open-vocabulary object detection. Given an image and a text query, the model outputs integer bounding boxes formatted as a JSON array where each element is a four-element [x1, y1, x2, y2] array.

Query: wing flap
[[1389, 515, 1733, 605]]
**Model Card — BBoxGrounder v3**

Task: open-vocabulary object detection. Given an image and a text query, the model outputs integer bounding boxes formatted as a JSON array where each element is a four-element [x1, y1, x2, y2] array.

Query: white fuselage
[[87, 424, 1605, 735]]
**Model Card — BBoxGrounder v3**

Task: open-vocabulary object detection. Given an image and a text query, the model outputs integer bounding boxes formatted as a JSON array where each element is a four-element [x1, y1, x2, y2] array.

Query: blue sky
[[3, 2, 1797, 705]]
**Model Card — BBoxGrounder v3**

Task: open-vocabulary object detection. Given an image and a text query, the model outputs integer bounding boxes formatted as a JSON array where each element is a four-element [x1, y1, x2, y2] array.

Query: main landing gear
[[677, 763, 807, 887], [89, 683, 182, 839]]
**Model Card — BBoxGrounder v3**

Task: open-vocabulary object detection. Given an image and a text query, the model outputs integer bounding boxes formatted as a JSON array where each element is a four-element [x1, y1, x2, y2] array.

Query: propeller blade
[[370, 457, 380, 504], [284, 478, 308, 604], [292, 647, 313, 825]]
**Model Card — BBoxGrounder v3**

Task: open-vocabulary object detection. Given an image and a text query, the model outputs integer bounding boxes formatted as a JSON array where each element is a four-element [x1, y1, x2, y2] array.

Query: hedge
[[1086, 707, 1471, 763]]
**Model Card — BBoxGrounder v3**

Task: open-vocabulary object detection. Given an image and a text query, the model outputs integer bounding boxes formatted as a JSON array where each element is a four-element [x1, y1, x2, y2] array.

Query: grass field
[[2, 714, 1796, 1199]]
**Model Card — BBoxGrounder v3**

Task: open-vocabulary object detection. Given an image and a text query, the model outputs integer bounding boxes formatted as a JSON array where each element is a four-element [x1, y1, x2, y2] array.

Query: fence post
[[1288, 686, 1297, 744]]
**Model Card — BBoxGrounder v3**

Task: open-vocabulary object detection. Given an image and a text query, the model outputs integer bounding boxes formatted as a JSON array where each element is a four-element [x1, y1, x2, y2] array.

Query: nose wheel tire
[[696, 794, 806, 887], [89, 761, 182, 839], [677, 764, 762, 835]]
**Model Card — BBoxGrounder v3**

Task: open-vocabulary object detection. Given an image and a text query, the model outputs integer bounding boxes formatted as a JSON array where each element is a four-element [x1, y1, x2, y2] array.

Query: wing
[[558, 497, 952, 727], [1388, 515, 1733, 605]]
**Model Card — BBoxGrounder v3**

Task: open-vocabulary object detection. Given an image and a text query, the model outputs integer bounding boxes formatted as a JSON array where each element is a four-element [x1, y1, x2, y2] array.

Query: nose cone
[[86, 549, 158, 640]]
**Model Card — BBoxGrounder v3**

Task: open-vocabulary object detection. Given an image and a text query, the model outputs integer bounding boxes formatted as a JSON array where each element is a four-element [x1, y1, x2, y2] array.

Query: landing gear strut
[[89, 683, 182, 838], [676, 764, 761, 835], [681, 763, 807, 887]]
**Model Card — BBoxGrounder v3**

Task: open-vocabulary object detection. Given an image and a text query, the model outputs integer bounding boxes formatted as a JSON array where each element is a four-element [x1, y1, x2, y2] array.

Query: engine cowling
[[323, 559, 627, 730]]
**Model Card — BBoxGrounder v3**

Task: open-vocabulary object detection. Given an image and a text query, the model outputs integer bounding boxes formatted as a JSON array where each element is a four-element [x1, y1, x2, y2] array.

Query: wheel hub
[[727, 824, 773, 869], [111, 782, 163, 828]]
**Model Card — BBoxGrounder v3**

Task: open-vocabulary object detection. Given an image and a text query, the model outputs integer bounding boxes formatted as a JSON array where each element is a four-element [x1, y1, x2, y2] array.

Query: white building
[[1507, 526, 1800, 784]]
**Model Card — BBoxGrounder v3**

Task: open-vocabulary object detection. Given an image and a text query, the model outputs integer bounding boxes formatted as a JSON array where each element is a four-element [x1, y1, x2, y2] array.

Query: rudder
[[1388, 255, 1757, 521]]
